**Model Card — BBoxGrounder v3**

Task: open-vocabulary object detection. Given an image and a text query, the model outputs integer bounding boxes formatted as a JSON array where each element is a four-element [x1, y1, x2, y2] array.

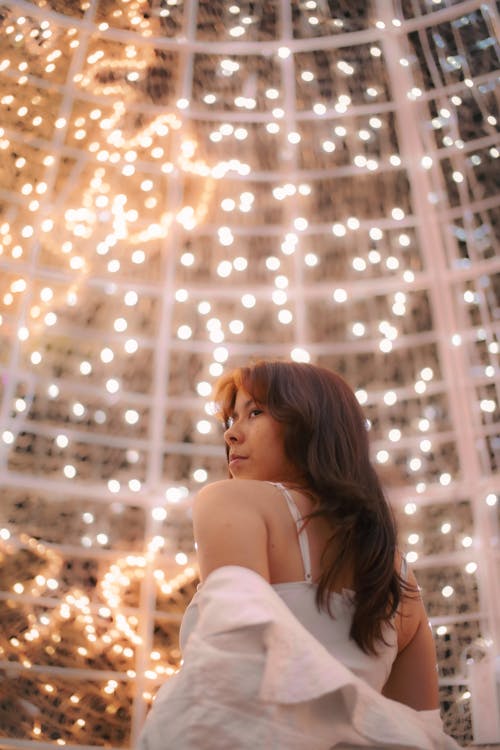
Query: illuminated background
[[0, 0, 499, 747]]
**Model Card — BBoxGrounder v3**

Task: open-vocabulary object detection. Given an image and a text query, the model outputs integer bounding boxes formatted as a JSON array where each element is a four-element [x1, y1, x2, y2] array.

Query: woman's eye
[[249, 408, 262, 417]]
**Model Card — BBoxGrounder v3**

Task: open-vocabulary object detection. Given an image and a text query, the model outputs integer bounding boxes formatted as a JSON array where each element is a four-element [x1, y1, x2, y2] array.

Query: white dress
[[138, 485, 460, 750]]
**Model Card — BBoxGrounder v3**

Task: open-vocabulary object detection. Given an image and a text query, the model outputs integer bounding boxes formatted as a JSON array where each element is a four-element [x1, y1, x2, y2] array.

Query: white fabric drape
[[138, 565, 459, 750]]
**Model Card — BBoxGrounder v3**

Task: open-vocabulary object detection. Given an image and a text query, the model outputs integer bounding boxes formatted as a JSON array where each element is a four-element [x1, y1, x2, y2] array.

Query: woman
[[139, 360, 458, 749]]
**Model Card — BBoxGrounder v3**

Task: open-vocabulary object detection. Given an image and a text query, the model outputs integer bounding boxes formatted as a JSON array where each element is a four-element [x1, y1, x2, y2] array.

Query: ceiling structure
[[0, 0, 499, 747]]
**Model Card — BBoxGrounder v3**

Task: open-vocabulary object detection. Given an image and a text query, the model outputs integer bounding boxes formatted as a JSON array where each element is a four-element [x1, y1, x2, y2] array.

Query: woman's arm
[[382, 569, 440, 710], [192, 479, 270, 582]]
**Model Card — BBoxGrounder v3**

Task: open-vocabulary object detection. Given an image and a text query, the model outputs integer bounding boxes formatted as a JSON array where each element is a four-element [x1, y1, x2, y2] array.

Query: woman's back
[[262, 482, 350, 589], [180, 480, 399, 691], [263, 482, 398, 690]]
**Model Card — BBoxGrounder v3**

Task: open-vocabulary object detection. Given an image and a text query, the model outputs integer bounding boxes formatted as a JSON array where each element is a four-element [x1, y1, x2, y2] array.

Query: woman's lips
[[229, 456, 247, 465]]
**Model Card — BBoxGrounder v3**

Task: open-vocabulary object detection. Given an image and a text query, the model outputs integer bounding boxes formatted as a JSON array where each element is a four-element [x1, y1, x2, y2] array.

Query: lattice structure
[[0, 0, 499, 747]]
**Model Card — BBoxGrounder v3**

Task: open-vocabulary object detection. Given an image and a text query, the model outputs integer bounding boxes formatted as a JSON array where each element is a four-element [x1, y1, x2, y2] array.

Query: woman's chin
[[229, 469, 252, 479], [229, 465, 259, 481]]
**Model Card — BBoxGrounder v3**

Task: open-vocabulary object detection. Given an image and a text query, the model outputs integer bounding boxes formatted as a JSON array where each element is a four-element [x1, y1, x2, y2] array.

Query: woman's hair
[[214, 359, 412, 655]]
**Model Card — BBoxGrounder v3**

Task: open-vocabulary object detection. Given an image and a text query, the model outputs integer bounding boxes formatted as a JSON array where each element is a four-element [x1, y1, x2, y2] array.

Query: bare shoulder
[[394, 562, 429, 651], [192, 480, 276, 581], [194, 478, 280, 509]]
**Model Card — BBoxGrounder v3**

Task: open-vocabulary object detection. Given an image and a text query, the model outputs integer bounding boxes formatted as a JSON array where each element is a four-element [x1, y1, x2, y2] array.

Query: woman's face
[[224, 388, 298, 482]]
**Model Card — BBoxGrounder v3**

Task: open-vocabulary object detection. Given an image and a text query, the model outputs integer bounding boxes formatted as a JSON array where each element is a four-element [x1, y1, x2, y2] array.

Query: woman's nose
[[224, 423, 241, 444]]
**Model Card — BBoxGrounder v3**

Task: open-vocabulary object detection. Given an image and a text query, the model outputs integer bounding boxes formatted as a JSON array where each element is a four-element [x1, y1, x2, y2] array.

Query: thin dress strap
[[271, 482, 313, 583], [400, 554, 408, 581]]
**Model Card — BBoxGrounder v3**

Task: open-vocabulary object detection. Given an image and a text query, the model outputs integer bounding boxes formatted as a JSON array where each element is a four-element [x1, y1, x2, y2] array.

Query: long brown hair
[[214, 359, 412, 654]]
